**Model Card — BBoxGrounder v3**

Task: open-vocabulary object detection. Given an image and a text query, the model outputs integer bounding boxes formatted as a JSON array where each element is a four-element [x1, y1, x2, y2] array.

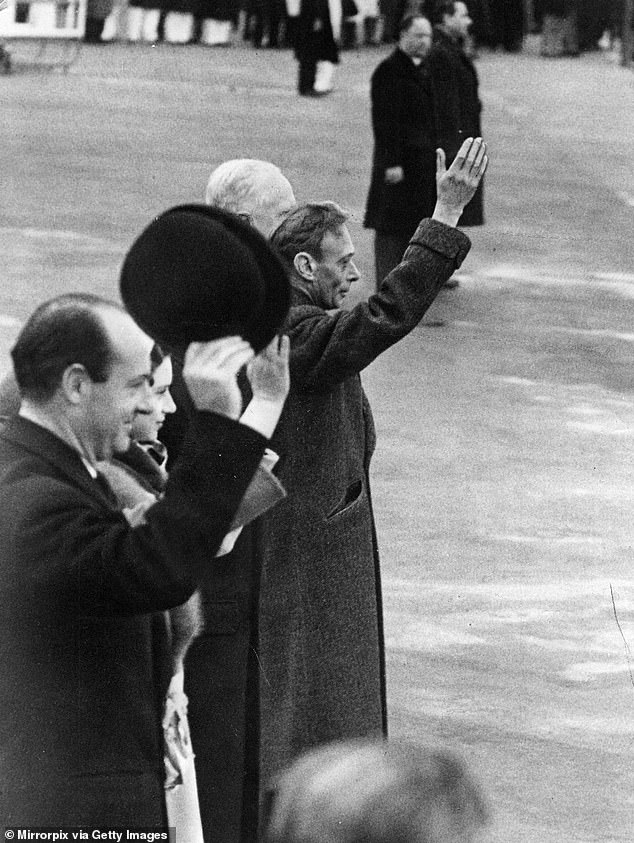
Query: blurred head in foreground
[[262, 740, 489, 843]]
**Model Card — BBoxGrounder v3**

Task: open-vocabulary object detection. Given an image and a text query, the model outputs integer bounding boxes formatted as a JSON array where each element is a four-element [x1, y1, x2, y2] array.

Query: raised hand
[[183, 336, 254, 420], [433, 137, 488, 228]]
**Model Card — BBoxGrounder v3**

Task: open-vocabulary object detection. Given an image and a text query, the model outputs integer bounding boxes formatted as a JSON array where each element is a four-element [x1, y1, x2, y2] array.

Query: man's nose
[[136, 382, 153, 414], [164, 391, 177, 414], [349, 261, 361, 282]]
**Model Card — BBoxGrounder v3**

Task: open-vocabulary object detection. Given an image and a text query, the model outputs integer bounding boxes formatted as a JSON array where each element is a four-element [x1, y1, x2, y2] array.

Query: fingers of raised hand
[[468, 139, 488, 179], [464, 137, 485, 168], [451, 136, 473, 168], [448, 140, 488, 190], [435, 148, 447, 177], [451, 137, 487, 173], [474, 153, 488, 182]]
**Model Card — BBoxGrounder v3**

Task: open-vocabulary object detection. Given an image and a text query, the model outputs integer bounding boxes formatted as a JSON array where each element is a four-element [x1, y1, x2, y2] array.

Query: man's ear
[[60, 364, 92, 405], [293, 251, 317, 281]]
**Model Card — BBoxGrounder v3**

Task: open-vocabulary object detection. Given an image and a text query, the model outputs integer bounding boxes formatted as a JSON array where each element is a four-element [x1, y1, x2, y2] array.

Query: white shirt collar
[[81, 457, 98, 478]]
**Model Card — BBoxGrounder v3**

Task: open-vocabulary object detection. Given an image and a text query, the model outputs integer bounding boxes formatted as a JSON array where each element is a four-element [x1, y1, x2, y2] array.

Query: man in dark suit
[[259, 138, 488, 789], [0, 293, 278, 825], [427, 1, 485, 227], [364, 13, 438, 287]]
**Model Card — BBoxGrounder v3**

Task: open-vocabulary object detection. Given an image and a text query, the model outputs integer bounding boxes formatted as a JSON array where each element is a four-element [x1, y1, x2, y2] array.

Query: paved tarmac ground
[[1, 35, 634, 843]]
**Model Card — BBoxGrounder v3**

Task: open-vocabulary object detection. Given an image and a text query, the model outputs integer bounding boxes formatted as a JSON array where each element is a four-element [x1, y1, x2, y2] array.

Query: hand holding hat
[[183, 336, 255, 420], [239, 335, 290, 439]]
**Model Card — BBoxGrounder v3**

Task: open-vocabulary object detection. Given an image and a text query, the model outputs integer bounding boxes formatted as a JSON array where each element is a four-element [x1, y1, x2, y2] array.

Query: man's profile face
[[312, 225, 360, 310], [252, 176, 297, 239], [84, 310, 153, 461], [400, 17, 433, 60], [445, 1, 472, 39]]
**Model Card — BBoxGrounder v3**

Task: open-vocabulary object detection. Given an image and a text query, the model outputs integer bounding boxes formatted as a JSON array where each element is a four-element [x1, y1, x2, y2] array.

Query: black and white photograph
[[1, 0, 633, 840]]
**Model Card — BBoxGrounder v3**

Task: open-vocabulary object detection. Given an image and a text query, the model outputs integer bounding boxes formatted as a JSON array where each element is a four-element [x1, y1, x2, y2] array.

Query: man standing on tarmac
[[158, 159, 298, 843], [364, 14, 439, 287], [427, 1, 485, 228], [259, 137, 488, 787]]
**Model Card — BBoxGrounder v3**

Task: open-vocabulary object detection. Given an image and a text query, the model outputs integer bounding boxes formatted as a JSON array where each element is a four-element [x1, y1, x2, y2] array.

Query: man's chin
[[112, 431, 133, 457]]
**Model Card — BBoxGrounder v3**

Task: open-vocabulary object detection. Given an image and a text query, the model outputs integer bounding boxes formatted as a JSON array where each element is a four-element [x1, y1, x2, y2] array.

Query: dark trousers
[[374, 232, 411, 289], [250, 0, 286, 46], [298, 59, 317, 94], [84, 16, 106, 42]]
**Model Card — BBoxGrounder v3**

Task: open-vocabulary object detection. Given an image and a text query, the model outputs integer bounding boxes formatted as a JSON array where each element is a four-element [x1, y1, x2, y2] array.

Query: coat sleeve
[[371, 61, 405, 170], [7, 412, 267, 616], [288, 220, 470, 390]]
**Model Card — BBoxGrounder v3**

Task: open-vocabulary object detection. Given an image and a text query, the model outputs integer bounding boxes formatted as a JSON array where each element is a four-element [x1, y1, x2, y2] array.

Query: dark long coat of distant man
[[427, 24, 484, 226]]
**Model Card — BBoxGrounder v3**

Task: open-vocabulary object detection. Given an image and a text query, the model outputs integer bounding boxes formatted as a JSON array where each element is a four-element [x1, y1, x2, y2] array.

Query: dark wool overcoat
[[183, 524, 263, 843], [294, 0, 339, 64], [0, 413, 265, 825], [257, 219, 471, 787], [194, 0, 233, 21], [161, 367, 263, 843], [427, 28, 484, 226], [364, 48, 439, 238]]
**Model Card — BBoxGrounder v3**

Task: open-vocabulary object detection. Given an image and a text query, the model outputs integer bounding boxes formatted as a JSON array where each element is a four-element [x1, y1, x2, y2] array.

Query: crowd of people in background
[[1, 0, 632, 75], [81, 0, 629, 56], [64, 0, 631, 100]]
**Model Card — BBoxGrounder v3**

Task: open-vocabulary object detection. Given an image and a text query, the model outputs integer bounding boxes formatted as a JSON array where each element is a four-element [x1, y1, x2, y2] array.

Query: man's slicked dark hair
[[11, 293, 123, 402], [150, 342, 168, 372], [270, 202, 349, 273], [432, 0, 457, 24]]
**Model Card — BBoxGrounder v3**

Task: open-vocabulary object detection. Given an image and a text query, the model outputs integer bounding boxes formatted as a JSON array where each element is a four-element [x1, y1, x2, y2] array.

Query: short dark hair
[[431, 0, 457, 24], [11, 293, 123, 402], [270, 202, 349, 273], [150, 342, 168, 372]]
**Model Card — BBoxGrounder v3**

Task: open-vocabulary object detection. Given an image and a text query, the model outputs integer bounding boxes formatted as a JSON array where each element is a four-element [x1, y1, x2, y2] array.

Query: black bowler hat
[[120, 204, 290, 353]]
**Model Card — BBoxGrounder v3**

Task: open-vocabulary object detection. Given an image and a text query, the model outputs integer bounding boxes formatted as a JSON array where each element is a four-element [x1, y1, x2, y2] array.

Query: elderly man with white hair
[[205, 158, 297, 238], [158, 157, 297, 843]]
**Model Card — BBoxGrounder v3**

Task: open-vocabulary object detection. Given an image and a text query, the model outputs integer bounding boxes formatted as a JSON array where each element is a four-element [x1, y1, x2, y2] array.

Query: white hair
[[205, 159, 291, 216]]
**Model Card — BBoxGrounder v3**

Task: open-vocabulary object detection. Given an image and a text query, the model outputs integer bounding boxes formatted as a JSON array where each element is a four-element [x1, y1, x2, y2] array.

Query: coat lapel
[[0, 416, 118, 509]]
